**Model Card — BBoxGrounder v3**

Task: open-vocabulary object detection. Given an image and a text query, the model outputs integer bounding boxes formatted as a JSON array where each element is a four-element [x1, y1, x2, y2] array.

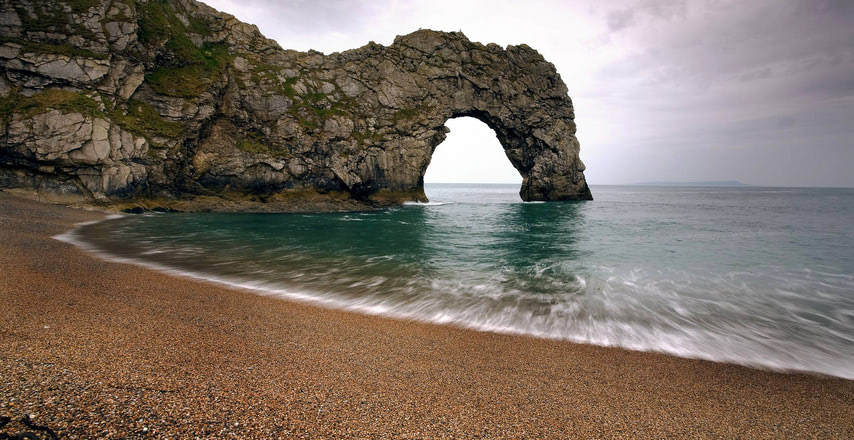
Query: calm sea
[[60, 184, 854, 379]]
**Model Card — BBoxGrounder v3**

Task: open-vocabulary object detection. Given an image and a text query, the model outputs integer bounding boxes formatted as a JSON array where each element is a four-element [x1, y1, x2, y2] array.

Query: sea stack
[[0, 0, 591, 211]]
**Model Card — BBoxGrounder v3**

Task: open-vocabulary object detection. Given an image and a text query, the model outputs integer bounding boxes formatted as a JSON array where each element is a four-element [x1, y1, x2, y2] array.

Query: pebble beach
[[1, 191, 852, 439]]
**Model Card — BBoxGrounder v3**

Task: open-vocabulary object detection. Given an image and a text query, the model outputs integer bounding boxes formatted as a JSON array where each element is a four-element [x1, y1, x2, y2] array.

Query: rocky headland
[[0, 0, 591, 211]]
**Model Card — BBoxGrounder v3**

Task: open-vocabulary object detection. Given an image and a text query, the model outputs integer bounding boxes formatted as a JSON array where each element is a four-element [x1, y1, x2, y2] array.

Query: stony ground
[[1, 192, 852, 439]]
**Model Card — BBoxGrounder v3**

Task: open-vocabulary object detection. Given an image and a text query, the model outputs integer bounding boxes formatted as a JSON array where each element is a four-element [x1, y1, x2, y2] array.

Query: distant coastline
[[633, 181, 753, 187]]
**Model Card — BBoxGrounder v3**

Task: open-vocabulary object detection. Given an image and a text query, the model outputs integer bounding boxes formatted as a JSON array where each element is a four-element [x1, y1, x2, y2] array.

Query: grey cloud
[[640, 0, 687, 20], [599, 0, 853, 83], [794, 0, 854, 15], [249, 0, 379, 28], [606, 9, 635, 32], [208, 0, 388, 49], [582, 0, 854, 185], [738, 67, 773, 82], [594, 0, 854, 111], [603, 0, 687, 33]]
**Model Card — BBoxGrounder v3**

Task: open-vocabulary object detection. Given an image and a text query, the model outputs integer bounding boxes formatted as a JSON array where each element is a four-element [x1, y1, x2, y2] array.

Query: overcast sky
[[203, 0, 854, 186]]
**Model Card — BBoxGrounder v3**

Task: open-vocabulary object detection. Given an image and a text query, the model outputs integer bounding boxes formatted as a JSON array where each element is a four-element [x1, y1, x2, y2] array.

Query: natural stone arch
[[320, 30, 592, 204], [0, 0, 591, 211], [438, 107, 586, 201]]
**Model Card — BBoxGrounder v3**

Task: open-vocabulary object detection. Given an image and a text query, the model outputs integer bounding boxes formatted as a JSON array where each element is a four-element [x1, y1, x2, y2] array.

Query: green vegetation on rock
[[392, 104, 434, 122], [236, 139, 272, 154], [109, 99, 184, 141], [281, 77, 298, 96], [65, 0, 102, 11], [138, 0, 229, 97], [12, 0, 101, 33], [138, 0, 204, 62], [7, 0, 104, 56], [0, 89, 103, 126], [0, 38, 109, 60], [145, 42, 231, 97], [0, 88, 183, 147], [351, 130, 383, 147], [392, 107, 419, 121], [250, 63, 282, 84], [288, 90, 356, 131], [187, 15, 214, 36], [235, 128, 271, 154], [235, 130, 293, 156], [249, 65, 358, 132]]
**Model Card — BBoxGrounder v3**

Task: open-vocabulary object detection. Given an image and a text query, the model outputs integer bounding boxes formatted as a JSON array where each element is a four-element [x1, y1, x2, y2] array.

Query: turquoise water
[[62, 184, 854, 378]]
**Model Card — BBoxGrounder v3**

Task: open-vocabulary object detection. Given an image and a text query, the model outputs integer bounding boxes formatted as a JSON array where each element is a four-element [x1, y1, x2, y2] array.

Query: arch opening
[[423, 117, 522, 201]]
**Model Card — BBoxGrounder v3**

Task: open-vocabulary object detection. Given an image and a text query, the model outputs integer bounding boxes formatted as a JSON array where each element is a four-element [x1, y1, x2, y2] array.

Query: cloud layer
[[203, 0, 854, 186]]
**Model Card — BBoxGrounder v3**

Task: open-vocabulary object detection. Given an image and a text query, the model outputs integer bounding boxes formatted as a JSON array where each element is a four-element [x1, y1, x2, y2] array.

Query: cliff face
[[0, 0, 591, 211]]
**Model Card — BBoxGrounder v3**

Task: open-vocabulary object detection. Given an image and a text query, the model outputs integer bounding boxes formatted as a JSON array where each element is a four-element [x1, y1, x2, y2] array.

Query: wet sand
[[0, 191, 851, 439]]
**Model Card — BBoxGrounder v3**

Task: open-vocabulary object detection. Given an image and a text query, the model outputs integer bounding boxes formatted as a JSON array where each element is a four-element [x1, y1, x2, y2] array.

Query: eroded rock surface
[[0, 0, 591, 211]]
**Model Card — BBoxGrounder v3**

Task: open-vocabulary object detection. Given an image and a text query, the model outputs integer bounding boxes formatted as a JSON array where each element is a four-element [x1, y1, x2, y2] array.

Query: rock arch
[[0, 0, 591, 211], [325, 30, 593, 203]]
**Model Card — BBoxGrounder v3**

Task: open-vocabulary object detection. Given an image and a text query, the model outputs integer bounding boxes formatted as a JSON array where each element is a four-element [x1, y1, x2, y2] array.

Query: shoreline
[[51, 216, 854, 380], [0, 186, 427, 215], [1, 191, 852, 438]]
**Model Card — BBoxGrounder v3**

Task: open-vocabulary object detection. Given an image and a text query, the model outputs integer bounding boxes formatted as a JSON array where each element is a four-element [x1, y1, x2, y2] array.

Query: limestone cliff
[[0, 0, 592, 211]]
